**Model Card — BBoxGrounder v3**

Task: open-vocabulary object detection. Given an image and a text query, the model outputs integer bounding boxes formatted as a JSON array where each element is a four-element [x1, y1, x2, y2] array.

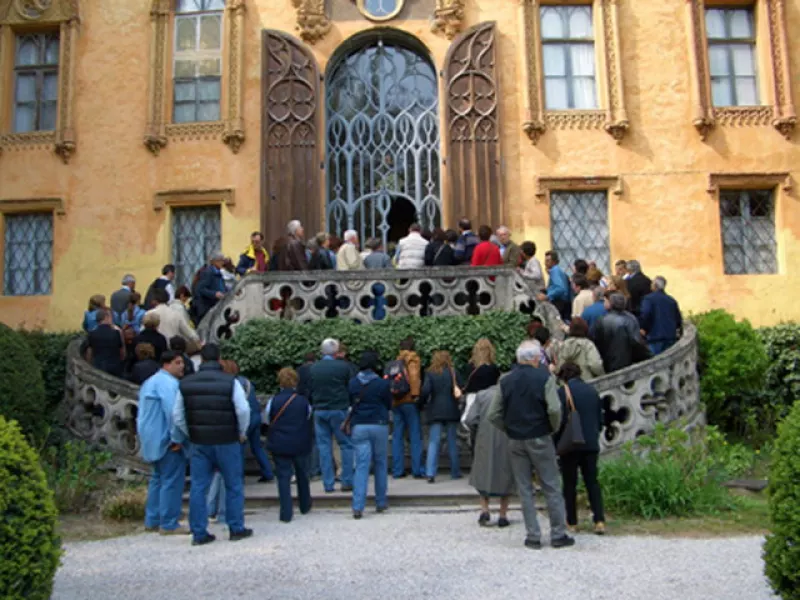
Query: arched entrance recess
[[325, 31, 441, 247]]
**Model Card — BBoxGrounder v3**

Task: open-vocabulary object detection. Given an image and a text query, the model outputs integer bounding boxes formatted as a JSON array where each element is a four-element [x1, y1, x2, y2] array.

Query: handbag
[[450, 367, 463, 401], [267, 393, 297, 432], [556, 383, 586, 456], [340, 386, 367, 437]]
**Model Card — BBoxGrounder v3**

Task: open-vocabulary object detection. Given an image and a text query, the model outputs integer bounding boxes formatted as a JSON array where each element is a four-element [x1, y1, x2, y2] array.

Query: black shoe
[[478, 512, 490, 527], [340, 485, 353, 492], [376, 506, 388, 514], [353, 511, 363, 520], [551, 535, 575, 549], [393, 472, 407, 479], [229, 528, 254, 542], [524, 538, 542, 550], [427, 477, 435, 484], [258, 476, 274, 483], [497, 517, 510, 528], [192, 534, 216, 546]]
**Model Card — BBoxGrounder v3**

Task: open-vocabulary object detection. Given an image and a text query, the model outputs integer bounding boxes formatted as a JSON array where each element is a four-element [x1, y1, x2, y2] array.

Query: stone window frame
[[535, 175, 623, 201], [145, 0, 246, 156], [520, 0, 628, 145], [686, 0, 796, 140], [153, 187, 235, 211], [0, 0, 79, 163]]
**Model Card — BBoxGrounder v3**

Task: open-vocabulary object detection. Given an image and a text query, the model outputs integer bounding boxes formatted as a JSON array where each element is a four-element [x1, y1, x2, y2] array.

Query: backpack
[[384, 359, 411, 398]]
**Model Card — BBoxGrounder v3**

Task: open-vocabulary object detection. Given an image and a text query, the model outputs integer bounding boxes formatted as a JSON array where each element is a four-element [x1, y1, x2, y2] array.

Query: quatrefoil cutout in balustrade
[[407, 281, 445, 317], [313, 284, 351, 318]]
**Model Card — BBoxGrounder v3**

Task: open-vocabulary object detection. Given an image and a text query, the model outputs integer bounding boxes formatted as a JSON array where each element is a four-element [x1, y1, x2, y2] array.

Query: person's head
[[176, 285, 191, 302], [608, 275, 630, 298], [615, 259, 628, 277], [399, 336, 415, 352], [496, 226, 511, 246], [444, 229, 459, 245], [609, 292, 627, 312], [653, 275, 667, 292], [162, 264, 176, 280], [122, 274, 136, 290], [152, 288, 169, 306], [409, 223, 422, 234], [142, 312, 160, 330], [287, 219, 304, 240], [250, 231, 264, 251], [320, 338, 339, 357], [343, 229, 359, 246], [432, 227, 446, 243], [527, 319, 543, 339], [272, 236, 288, 256], [520, 241, 537, 259], [544, 250, 559, 269], [586, 266, 603, 286], [96, 308, 112, 324], [160, 350, 185, 378], [471, 338, 496, 367], [278, 367, 299, 389], [222, 257, 235, 273], [315, 232, 331, 250], [88, 294, 105, 310], [533, 326, 551, 347], [303, 351, 316, 364], [568, 316, 589, 339], [593, 286, 605, 303], [429, 350, 453, 374], [573, 259, 589, 275], [365, 237, 382, 252], [358, 350, 380, 373], [135, 343, 155, 362], [169, 336, 187, 354], [556, 362, 582, 383], [627, 259, 641, 274], [128, 291, 142, 308], [219, 359, 239, 375], [477, 225, 492, 242], [209, 250, 225, 270], [200, 343, 221, 363], [328, 235, 342, 252], [458, 218, 472, 233], [572, 273, 589, 292], [336, 342, 349, 360], [516, 340, 542, 367]]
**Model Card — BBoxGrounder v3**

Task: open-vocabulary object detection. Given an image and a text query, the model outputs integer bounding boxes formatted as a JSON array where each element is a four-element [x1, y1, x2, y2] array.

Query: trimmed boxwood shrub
[[17, 330, 81, 416], [0, 416, 61, 600], [223, 311, 530, 393], [764, 400, 800, 600], [0, 324, 48, 443], [758, 324, 800, 428]]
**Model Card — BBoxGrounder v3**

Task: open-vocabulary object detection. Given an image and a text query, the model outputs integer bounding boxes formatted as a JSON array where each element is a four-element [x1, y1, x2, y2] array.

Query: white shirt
[[147, 303, 200, 345]]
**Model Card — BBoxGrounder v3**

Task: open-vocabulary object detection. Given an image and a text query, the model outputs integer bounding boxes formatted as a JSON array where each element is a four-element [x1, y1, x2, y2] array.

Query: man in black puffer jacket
[[173, 344, 252, 546], [591, 292, 652, 373]]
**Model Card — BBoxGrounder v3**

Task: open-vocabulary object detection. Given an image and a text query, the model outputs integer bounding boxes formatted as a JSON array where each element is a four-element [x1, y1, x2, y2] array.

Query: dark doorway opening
[[387, 197, 417, 243]]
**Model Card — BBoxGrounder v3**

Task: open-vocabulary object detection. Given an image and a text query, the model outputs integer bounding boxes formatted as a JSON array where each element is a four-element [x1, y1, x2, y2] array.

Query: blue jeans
[[247, 425, 274, 480], [351, 424, 389, 513], [206, 471, 226, 525], [273, 454, 312, 522], [314, 410, 354, 491], [145, 448, 186, 531], [189, 442, 246, 541], [392, 404, 423, 477], [649, 339, 675, 356], [426, 421, 461, 479]]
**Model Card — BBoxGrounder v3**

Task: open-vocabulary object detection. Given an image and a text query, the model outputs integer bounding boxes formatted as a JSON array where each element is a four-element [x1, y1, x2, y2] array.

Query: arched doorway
[[325, 31, 441, 247]]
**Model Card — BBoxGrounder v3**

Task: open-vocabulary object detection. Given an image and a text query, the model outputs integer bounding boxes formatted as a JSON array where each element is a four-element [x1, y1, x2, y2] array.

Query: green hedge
[[764, 400, 800, 600], [0, 325, 48, 443], [0, 416, 61, 600], [758, 324, 800, 427], [223, 312, 530, 393]]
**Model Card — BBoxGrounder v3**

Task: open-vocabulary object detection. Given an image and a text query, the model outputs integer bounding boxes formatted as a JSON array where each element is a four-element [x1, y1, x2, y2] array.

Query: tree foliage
[[0, 324, 48, 443]]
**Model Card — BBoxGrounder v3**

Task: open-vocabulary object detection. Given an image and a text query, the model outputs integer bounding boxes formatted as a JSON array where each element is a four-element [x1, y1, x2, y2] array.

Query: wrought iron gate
[[325, 36, 441, 246]]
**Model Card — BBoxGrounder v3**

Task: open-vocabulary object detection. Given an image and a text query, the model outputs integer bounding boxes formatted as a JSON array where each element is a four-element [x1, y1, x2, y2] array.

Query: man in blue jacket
[[541, 250, 572, 321], [235, 232, 270, 276], [639, 276, 683, 355], [193, 252, 226, 322], [453, 218, 479, 265]]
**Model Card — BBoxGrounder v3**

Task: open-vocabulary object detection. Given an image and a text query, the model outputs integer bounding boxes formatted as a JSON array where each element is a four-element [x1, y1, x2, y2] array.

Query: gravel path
[[53, 509, 774, 600]]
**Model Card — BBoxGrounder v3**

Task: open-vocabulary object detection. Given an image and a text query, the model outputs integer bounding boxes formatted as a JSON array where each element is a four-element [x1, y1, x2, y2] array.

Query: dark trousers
[[246, 425, 274, 480], [272, 453, 312, 523], [560, 451, 605, 525], [552, 297, 572, 322]]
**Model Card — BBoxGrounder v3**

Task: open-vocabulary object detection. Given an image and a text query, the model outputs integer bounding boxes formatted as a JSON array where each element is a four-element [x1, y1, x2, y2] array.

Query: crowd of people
[[82, 214, 683, 549]]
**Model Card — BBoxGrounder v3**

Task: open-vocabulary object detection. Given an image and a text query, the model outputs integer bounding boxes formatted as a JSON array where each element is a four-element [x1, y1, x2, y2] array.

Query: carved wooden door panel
[[261, 30, 321, 244], [444, 22, 504, 228]]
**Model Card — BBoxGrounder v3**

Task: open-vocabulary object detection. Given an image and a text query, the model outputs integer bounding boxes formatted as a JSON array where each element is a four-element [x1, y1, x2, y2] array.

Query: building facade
[[0, 0, 797, 331]]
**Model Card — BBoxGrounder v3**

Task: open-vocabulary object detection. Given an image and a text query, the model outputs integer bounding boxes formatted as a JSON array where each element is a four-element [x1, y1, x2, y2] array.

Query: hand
[[215, 292, 225, 299], [169, 443, 182, 452], [640, 329, 647, 337], [239, 435, 247, 444], [537, 292, 547, 302]]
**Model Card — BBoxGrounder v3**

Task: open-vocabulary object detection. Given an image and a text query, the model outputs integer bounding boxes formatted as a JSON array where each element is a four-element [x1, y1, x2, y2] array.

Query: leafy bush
[[0, 416, 61, 600], [693, 310, 769, 438], [764, 400, 800, 600], [40, 440, 112, 513], [101, 487, 147, 522], [223, 312, 529, 393], [758, 323, 800, 428], [600, 424, 736, 519], [0, 324, 48, 443]]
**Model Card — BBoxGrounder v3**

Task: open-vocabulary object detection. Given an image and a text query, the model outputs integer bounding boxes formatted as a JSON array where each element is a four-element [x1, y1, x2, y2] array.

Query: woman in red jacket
[[471, 225, 503, 267]]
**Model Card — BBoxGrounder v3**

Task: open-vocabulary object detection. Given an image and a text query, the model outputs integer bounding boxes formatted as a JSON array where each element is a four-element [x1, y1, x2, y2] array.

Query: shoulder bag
[[340, 385, 368, 436], [556, 383, 586, 456], [267, 393, 297, 431]]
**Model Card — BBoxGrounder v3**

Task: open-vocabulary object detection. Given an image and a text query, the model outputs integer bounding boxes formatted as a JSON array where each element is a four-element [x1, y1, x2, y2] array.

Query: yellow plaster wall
[[0, 0, 798, 330]]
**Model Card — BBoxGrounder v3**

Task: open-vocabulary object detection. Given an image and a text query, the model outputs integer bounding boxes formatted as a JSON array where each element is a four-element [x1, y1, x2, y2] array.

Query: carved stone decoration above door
[[444, 22, 504, 229], [261, 30, 321, 244], [290, 0, 331, 44], [431, 0, 465, 39]]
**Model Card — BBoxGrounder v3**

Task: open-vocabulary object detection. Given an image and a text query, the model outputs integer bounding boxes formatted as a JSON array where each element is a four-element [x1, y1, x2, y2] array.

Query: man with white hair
[[336, 229, 363, 271], [310, 338, 356, 492], [639, 276, 682, 355], [487, 340, 574, 550], [280, 220, 309, 271], [496, 226, 522, 267], [395, 223, 428, 269], [625, 259, 652, 318], [111, 274, 137, 325]]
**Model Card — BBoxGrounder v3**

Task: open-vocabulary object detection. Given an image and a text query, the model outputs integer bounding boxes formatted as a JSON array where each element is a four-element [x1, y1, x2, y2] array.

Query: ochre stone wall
[[0, 0, 798, 330]]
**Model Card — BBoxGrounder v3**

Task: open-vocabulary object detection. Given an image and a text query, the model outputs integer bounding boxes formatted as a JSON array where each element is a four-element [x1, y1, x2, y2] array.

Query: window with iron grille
[[171, 206, 221, 286], [13, 32, 59, 133], [550, 191, 610, 274], [173, 0, 225, 123], [540, 5, 597, 110], [706, 8, 759, 107], [3, 213, 53, 296], [719, 190, 776, 274]]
